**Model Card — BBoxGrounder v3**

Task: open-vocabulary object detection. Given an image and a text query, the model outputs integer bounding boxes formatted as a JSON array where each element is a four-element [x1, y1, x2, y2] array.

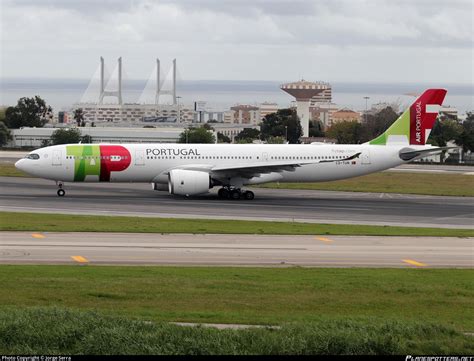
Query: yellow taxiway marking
[[402, 259, 427, 267], [31, 233, 45, 239], [71, 256, 89, 264], [315, 236, 334, 243]]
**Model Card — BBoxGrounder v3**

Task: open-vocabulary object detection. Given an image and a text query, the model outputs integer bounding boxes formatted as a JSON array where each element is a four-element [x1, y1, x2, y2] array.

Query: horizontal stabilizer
[[399, 146, 459, 161]]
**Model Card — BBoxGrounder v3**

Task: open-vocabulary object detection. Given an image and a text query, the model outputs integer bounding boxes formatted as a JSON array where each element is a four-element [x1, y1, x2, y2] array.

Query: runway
[[0, 232, 472, 267], [0, 232, 474, 268], [0, 176, 473, 229]]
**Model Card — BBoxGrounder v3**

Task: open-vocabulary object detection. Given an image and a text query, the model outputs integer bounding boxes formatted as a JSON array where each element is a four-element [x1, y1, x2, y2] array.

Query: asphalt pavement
[[1, 232, 472, 267], [0, 176, 472, 229]]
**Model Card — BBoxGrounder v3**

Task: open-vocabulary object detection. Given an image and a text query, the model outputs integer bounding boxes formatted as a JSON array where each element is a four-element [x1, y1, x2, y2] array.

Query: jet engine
[[168, 169, 212, 196]]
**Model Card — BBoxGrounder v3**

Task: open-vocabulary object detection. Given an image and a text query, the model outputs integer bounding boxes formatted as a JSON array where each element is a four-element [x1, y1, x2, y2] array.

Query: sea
[[0, 78, 472, 114]]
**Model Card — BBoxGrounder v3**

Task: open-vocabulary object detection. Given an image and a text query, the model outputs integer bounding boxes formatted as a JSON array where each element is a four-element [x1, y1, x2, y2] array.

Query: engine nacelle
[[168, 169, 212, 196]]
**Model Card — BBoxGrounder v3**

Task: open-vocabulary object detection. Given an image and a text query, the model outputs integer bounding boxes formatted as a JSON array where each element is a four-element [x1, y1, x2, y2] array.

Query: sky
[[1, 0, 473, 84]]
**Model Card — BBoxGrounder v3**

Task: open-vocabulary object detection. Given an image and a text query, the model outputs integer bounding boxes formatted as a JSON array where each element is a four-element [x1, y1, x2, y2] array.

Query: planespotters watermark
[[1, 357, 71, 361], [406, 357, 474, 361]]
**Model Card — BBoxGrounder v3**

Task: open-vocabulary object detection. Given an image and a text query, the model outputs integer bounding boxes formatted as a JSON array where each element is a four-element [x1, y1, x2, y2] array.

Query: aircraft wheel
[[243, 191, 254, 200], [218, 188, 230, 199], [230, 189, 241, 200], [57, 189, 65, 197]]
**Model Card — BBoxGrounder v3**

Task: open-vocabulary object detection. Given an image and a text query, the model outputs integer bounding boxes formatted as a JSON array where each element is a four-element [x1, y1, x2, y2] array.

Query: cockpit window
[[25, 153, 40, 160]]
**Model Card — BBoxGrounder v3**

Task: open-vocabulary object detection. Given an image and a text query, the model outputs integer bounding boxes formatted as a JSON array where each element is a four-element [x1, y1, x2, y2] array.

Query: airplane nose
[[15, 159, 26, 171]]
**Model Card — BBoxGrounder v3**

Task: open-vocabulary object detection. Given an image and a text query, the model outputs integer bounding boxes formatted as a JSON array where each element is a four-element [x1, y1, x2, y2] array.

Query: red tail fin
[[409, 89, 447, 145]]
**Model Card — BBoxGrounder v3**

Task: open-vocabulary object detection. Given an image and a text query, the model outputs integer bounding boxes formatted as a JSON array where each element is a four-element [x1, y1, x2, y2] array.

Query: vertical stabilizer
[[369, 89, 447, 145]]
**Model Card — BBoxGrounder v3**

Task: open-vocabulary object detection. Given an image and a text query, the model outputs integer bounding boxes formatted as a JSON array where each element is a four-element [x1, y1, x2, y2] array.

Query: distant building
[[213, 124, 260, 141], [280, 79, 331, 137], [70, 56, 192, 125], [73, 104, 196, 124], [368, 102, 399, 114], [9, 126, 183, 148], [223, 111, 234, 123], [309, 87, 332, 105], [439, 106, 458, 120], [310, 103, 338, 129], [331, 108, 362, 124], [9, 123, 261, 147], [57, 111, 69, 124], [229, 105, 261, 125], [259, 102, 279, 120]]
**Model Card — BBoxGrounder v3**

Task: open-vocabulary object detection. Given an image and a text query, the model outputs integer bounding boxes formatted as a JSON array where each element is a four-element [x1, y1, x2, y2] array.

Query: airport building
[[10, 126, 182, 148], [8, 122, 259, 148]]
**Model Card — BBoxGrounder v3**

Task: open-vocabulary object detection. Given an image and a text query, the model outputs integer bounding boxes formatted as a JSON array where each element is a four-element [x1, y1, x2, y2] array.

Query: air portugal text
[[146, 148, 202, 157]]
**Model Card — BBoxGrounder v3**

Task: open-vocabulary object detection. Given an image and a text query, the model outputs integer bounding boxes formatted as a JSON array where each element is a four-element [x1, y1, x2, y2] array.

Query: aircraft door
[[135, 150, 145, 166], [361, 149, 371, 165], [52, 150, 62, 166], [262, 152, 269, 161]]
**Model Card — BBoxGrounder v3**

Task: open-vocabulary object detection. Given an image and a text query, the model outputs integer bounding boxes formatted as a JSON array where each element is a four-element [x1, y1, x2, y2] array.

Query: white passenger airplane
[[15, 89, 450, 200]]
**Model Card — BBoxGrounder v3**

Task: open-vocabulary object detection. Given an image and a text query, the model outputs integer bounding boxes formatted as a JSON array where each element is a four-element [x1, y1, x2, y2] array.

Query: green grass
[[1, 211, 473, 236], [0, 162, 28, 177], [256, 172, 474, 197], [0, 266, 472, 330], [0, 308, 472, 355]]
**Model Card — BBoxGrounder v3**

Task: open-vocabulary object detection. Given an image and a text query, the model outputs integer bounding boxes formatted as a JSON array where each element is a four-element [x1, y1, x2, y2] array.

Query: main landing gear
[[56, 181, 65, 197], [217, 187, 254, 200]]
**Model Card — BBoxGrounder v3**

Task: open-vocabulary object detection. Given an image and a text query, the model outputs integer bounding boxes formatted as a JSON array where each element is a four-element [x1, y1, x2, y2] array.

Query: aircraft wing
[[153, 151, 361, 183], [209, 152, 362, 179]]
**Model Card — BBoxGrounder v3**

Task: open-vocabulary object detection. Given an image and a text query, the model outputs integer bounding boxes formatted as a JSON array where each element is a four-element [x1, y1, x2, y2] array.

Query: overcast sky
[[1, 0, 473, 84]]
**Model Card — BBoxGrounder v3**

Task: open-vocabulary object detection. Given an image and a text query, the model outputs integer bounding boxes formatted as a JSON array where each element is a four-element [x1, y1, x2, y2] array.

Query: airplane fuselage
[[16, 143, 408, 185]]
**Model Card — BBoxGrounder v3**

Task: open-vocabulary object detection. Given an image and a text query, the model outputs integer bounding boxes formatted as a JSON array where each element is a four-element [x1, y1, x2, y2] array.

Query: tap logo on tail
[[409, 89, 446, 145], [66, 145, 131, 181], [369, 89, 447, 146]]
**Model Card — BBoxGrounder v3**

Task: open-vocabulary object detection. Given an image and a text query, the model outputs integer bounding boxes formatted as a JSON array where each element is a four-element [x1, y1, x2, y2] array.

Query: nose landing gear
[[56, 181, 65, 197]]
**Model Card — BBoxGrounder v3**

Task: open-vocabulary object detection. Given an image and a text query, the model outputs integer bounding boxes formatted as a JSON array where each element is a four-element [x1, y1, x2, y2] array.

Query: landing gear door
[[361, 149, 371, 165], [135, 150, 145, 166], [52, 150, 62, 166]]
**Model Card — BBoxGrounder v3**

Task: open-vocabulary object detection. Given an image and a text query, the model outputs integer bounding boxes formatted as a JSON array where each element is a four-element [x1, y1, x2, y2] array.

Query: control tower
[[280, 80, 330, 137]]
